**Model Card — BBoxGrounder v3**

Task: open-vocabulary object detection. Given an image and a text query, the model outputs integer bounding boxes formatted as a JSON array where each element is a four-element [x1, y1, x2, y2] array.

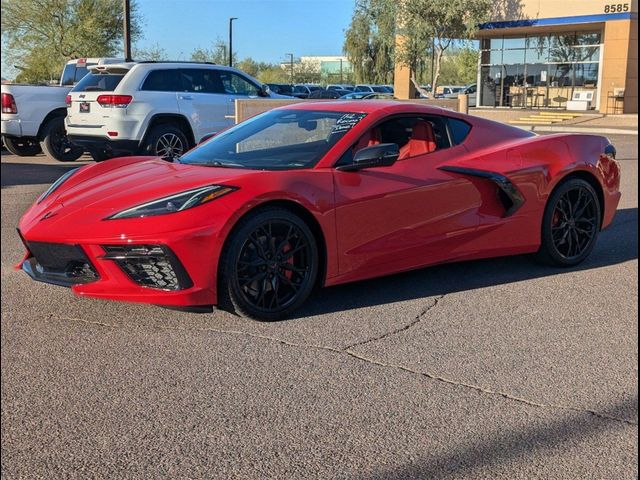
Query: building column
[[599, 18, 638, 113], [393, 18, 416, 99]]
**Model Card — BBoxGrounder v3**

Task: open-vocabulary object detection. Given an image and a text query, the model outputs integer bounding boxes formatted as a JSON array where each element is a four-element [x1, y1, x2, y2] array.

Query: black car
[[307, 88, 351, 99], [266, 83, 293, 96]]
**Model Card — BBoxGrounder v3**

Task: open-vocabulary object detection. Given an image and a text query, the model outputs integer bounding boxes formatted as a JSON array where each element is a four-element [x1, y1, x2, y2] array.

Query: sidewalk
[[469, 108, 638, 135]]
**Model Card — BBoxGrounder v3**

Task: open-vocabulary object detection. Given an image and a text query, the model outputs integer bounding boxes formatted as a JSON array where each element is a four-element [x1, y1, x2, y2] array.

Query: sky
[[0, 0, 356, 79], [135, 0, 355, 63]]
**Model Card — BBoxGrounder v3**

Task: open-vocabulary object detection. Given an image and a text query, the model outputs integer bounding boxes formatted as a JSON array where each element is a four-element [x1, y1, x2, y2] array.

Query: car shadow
[[360, 395, 637, 479], [296, 207, 637, 318], [1, 159, 91, 189]]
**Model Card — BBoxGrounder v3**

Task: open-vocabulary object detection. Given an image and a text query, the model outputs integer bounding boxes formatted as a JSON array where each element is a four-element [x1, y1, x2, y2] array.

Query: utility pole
[[286, 53, 294, 85], [340, 58, 343, 83], [123, 0, 132, 61], [229, 17, 238, 67]]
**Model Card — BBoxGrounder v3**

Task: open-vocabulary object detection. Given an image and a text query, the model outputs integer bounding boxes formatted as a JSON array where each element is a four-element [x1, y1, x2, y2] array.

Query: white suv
[[66, 62, 288, 161]]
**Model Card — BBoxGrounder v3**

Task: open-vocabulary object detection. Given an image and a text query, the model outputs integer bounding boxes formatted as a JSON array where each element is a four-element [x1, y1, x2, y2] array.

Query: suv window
[[72, 73, 125, 92], [219, 71, 260, 96], [178, 68, 225, 93], [141, 69, 179, 91], [293, 85, 307, 94]]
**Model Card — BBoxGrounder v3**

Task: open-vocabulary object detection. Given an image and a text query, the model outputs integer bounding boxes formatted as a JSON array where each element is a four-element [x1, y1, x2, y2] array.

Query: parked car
[[266, 83, 293, 96], [353, 85, 390, 94], [461, 84, 477, 107], [307, 89, 350, 99], [291, 84, 323, 99], [66, 62, 290, 161], [327, 84, 354, 92], [1, 57, 122, 161], [435, 86, 465, 99], [340, 92, 394, 100], [17, 101, 621, 320]]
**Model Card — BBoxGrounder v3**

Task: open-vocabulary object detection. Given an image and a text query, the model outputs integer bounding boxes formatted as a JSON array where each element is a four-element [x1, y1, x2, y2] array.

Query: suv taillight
[[65, 94, 72, 107], [96, 95, 133, 108], [1, 93, 17, 114]]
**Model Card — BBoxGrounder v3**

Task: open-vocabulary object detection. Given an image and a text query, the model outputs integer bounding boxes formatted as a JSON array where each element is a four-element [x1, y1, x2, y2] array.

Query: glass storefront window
[[574, 63, 599, 87], [573, 46, 600, 63], [479, 30, 602, 108], [502, 49, 525, 64], [576, 32, 601, 45], [480, 50, 503, 65], [503, 37, 526, 49]]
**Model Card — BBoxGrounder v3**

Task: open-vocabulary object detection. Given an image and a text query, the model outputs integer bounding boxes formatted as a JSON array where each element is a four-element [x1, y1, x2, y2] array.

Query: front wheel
[[39, 116, 84, 162], [3, 136, 42, 156], [536, 178, 601, 266], [218, 208, 319, 321]]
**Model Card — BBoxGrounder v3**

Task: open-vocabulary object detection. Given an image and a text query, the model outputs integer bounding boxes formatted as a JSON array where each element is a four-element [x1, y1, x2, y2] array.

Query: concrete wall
[[234, 99, 459, 124], [491, 0, 637, 21]]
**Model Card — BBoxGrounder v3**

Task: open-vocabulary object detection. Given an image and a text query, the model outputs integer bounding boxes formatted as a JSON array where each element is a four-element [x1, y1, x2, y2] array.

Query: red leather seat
[[399, 121, 437, 160], [353, 128, 381, 154]]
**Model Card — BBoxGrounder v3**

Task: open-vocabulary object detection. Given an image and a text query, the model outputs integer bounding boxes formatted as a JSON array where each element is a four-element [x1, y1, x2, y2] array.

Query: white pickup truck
[[1, 58, 121, 161]]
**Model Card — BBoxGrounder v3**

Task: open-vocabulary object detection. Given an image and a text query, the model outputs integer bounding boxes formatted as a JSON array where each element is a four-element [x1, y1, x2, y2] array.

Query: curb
[[512, 125, 638, 135]]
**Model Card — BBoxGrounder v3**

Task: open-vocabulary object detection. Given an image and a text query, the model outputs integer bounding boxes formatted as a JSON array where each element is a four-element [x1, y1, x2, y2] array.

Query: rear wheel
[[40, 116, 84, 162], [3, 136, 42, 156], [218, 208, 319, 321], [537, 178, 601, 266], [141, 124, 188, 160]]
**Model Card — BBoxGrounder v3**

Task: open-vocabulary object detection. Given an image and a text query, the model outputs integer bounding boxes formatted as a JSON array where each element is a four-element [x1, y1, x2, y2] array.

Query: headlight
[[106, 185, 236, 219], [38, 168, 79, 204]]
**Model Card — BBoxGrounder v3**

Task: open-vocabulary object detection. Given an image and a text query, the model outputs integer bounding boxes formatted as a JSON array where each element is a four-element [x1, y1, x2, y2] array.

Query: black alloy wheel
[[219, 208, 318, 321], [537, 178, 601, 266], [3, 136, 42, 156]]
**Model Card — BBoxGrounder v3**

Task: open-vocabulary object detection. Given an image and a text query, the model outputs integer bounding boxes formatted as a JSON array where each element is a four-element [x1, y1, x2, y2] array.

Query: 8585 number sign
[[604, 3, 630, 13]]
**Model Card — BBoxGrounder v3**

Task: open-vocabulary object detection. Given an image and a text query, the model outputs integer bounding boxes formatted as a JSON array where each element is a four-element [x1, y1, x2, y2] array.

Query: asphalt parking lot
[[1, 134, 637, 479]]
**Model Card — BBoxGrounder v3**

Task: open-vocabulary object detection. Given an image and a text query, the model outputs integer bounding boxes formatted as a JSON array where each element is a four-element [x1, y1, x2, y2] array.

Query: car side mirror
[[336, 143, 399, 172]]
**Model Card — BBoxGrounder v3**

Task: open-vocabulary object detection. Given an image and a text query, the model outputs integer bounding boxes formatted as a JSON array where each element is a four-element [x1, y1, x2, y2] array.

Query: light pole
[[286, 53, 294, 85], [228, 17, 238, 67], [123, 0, 132, 61]]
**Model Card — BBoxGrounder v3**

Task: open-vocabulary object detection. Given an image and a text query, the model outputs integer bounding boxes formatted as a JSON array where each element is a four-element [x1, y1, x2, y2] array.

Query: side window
[[219, 71, 260, 96], [60, 64, 76, 86], [73, 66, 88, 83], [141, 69, 179, 91], [447, 118, 472, 144], [350, 115, 452, 162], [177, 69, 222, 93]]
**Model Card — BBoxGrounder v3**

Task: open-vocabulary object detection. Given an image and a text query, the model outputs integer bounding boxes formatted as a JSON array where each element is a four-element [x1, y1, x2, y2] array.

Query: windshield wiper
[[207, 160, 244, 168]]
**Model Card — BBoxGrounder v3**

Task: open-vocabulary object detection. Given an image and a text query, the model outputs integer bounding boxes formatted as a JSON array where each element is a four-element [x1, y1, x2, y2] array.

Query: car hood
[[23, 157, 259, 229]]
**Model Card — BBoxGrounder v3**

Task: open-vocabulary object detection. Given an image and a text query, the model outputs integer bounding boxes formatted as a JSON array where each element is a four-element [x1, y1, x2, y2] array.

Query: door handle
[[179, 95, 193, 100]]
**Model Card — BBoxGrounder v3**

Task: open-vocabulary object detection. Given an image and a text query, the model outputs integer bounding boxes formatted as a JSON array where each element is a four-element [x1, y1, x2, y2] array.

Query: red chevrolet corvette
[[17, 101, 620, 320]]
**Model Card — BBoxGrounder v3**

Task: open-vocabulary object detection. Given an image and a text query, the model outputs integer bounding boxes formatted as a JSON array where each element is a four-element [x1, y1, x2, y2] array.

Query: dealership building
[[475, 0, 637, 113]]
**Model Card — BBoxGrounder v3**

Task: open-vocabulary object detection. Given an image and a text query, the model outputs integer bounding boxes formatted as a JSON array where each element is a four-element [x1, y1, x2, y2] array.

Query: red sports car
[[17, 101, 621, 320]]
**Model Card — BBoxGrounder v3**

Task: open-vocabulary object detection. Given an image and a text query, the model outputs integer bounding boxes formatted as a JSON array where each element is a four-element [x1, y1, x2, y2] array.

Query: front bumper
[[17, 223, 222, 308]]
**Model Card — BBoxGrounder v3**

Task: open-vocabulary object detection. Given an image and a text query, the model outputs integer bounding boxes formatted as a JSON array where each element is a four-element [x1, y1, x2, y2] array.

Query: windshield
[[179, 109, 367, 170], [72, 72, 125, 92]]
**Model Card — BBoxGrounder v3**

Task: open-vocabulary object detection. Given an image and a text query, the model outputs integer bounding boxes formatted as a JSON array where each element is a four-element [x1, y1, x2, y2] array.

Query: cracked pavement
[[1, 134, 638, 479]]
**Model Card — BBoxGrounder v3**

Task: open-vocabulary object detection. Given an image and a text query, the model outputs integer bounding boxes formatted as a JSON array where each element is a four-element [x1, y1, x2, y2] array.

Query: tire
[[140, 124, 189, 160], [3, 136, 42, 156], [218, 207, 319, 321], [88, 149, 113, 162], [39, 116, 84, 162], [536, 178, 601, 267]]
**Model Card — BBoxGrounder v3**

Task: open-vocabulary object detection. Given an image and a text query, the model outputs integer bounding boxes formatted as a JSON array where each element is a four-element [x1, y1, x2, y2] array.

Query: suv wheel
[[142, 124, 188, 160], [3, 136, 42, 156], [40, 116, 84, 162]]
